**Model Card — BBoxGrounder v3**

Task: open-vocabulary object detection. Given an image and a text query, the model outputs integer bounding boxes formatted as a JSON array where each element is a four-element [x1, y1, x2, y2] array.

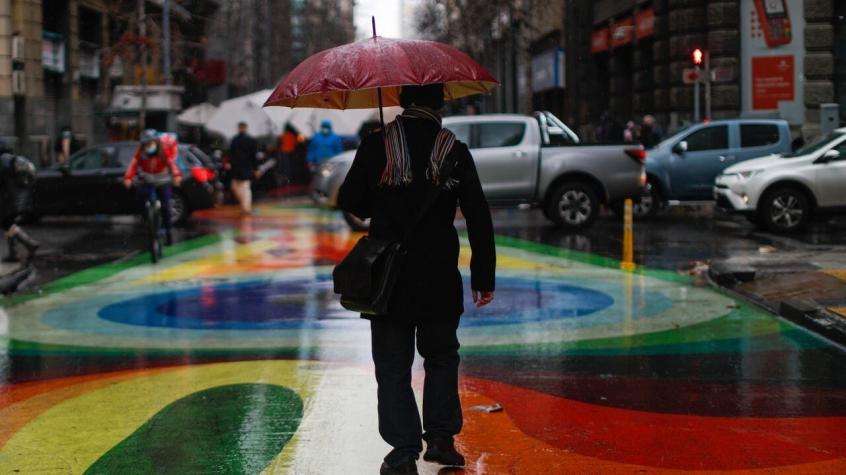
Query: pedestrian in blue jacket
[[306, 120, 343, 170]]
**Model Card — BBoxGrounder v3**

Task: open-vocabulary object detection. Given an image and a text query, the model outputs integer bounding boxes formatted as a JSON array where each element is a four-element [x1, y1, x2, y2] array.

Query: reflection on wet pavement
[[1, 203, 845, 474]]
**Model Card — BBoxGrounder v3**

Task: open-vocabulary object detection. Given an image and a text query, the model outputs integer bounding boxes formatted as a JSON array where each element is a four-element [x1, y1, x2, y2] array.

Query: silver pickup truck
[[311, 111, 645, 229]]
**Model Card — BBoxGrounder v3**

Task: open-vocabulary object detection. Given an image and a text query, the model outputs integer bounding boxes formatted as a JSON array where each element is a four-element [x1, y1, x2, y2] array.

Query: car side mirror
[[673, 141, 688, 154], [816, 149, 840, 164]]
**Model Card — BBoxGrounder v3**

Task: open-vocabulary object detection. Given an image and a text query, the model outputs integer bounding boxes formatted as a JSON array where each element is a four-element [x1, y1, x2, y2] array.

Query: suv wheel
[[611, 182, 662, 218], [546, 182, 599, 229], [760, 187, 810, 233], [343, 211, 371, 231]]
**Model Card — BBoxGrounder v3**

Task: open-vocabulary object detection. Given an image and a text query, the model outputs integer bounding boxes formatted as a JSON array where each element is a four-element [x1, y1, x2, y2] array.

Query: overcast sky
[[354, 0, 419, 39]]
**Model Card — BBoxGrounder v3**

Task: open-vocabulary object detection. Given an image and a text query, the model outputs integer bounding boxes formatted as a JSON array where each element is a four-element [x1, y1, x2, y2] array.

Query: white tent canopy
[[177, 102, 218, 126], [204, 89, 289, 139], [203, 89, 402, 140]]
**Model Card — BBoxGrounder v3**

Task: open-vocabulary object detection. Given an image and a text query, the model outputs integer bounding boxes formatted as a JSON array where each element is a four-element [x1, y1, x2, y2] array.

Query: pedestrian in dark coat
[[227, 122, 259, 214], [337, 83, 496, 475]]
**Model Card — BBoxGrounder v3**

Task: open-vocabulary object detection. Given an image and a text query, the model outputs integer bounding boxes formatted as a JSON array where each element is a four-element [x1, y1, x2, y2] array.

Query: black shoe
[[380, 458, 418, 475], [423, 439, 465, 467]]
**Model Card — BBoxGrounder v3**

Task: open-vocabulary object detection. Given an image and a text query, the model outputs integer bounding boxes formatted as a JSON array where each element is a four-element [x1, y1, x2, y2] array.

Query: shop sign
[[42, 33, 66, 74], [751, 55, 794, 109], [591, 28, 609, 53], [611, 18, 634, 48], [532, 48, 565, 92], [635, 9, 655, 39], [740, 0, 804, 123]]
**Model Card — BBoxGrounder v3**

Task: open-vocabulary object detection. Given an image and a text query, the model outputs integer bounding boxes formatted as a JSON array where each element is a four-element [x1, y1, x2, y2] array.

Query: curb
[[707, 261, 846, 347]]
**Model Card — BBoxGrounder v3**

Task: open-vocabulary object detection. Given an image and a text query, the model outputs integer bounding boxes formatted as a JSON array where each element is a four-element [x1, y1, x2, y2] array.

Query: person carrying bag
[[335, 83, 496, 475]]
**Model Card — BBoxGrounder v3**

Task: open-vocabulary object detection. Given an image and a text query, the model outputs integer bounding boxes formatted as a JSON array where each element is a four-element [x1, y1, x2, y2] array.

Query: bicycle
[[135, 172, 173, 264]]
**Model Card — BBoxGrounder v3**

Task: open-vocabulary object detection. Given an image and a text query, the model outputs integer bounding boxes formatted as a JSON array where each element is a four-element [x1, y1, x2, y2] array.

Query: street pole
[[163, 0, 171, 85], [704, 51, 711, 121], [693, 65, 700, 123], [138, 0, 147, 131]]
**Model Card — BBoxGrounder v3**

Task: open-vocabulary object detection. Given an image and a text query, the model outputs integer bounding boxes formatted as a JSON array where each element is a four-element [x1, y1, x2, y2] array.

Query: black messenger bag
[[333, 159, 455, 316]]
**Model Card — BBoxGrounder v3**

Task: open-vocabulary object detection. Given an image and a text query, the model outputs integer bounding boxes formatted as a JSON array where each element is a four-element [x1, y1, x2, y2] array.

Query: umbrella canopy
[[285, 106, 403, 136], [263, 36, 497, 110], [177, 102, 218, 126], [205, 89, 291, 138]]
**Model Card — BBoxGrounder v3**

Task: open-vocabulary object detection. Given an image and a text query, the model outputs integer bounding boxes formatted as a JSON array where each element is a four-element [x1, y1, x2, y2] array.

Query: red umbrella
[[263, 18, 497, 124]]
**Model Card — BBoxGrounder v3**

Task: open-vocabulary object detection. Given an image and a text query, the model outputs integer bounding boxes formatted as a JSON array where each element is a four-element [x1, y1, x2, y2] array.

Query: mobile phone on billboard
[[754, 0, 791, 47]]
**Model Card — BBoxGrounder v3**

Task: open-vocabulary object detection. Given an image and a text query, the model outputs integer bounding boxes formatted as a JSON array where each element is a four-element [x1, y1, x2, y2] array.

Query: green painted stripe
[[7, 338, 315, 359], [84, 383, 303, 475], [1, 233, 223, 307], [493, 234, 692, 284]]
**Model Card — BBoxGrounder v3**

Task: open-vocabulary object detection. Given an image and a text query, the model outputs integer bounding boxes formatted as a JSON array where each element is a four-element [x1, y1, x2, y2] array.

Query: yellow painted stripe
[[0, 361, 326, 474]]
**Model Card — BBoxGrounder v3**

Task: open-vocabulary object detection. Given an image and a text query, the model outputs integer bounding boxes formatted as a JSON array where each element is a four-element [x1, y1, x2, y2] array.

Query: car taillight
[[625, 148, 646, 163], [191, 167, 214, 182]]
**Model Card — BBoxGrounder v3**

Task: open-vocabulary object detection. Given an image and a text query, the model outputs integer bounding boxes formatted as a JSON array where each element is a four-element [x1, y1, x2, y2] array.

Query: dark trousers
[[371, 318, 462, 466], [137, 184, 172, 232]]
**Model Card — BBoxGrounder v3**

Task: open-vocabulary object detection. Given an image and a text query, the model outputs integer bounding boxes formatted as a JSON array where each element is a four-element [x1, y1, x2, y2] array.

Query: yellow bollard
[[620, 198, 636, 272]]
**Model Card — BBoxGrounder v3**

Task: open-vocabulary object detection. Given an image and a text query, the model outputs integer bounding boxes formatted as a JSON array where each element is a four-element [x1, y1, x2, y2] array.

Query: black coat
[[228, 133, 258, 180], [337, 117, 495, 322]]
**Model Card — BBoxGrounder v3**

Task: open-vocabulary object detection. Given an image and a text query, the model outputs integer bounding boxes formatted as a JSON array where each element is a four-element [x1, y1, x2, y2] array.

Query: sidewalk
[[709, 246, 846, 346]]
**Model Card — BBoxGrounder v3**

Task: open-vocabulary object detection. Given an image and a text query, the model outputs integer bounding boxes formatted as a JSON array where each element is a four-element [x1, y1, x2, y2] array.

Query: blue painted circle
[[98, 275, 670, 330]]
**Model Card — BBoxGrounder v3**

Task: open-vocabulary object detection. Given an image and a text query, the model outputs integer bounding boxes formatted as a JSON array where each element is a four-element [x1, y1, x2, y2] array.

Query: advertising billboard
[[741, 0, 805, 124]]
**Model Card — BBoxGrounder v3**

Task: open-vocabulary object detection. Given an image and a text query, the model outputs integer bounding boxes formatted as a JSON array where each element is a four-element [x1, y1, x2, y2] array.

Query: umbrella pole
[[372, 16, 385, 131]]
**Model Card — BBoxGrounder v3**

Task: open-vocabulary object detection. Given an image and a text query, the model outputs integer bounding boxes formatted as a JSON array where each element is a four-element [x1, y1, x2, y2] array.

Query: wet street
[[1, 200, 846, 474]]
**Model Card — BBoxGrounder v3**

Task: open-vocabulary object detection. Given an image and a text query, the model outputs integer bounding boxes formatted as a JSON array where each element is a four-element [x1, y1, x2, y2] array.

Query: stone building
[[553, 0, 843, 140], [0, 0, 220, 163]]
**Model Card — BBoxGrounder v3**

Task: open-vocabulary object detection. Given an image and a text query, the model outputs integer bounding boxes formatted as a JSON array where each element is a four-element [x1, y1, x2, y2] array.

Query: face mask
[[145, 144, 158, 155]]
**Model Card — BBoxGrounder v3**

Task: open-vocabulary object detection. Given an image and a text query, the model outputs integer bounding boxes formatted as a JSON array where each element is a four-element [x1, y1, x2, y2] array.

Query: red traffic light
[[692, 48, 704, 66]]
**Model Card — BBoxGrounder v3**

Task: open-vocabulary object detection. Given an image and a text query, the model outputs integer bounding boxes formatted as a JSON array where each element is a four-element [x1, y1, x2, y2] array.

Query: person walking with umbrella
[[264, 21, 498, 474]]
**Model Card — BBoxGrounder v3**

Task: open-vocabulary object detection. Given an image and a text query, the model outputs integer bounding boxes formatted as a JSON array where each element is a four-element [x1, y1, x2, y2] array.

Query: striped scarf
[[379, 106, 456, 187]]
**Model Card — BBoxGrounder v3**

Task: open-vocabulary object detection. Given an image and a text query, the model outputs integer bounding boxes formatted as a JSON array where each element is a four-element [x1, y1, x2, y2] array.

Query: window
[[69, 148, 108, 170], [684, 125, 729, 152], [741, 124, 780, 148], [444, 123, 470, 144], [477, 123, 526, 148], [116, 145, 137, 167], [832, 139, 846, 159]]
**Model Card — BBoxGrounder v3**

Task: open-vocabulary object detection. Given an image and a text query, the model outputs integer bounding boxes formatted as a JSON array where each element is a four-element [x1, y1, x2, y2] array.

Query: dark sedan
[[30, 142, 220, 223]]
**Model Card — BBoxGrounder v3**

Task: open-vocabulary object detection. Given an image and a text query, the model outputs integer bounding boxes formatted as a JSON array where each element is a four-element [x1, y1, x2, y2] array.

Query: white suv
[[714, 127, 846, 233]]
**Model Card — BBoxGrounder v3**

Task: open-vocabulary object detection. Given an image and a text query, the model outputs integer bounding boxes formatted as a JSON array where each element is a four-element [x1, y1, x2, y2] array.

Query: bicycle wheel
[[147, 201, 161, 263]]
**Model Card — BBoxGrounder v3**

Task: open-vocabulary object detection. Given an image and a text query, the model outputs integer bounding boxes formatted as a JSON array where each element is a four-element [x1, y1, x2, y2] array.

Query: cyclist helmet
[[140, 129, 159, 157]]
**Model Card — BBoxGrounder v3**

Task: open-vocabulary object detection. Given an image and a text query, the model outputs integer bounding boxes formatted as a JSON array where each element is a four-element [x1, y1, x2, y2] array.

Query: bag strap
[[399, 155, 456, 250]]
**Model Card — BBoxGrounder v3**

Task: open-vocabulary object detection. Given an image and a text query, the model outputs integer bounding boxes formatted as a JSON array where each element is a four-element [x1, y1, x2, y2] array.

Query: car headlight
[[720, 169, 762, 182], [319, 163, 336, 177]]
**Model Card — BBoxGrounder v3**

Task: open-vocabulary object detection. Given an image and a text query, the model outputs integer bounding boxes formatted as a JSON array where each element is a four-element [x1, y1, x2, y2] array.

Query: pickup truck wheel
[[343, 211, 371, 231], [759, 187, 811, 233], [546, 182, 599, 229]]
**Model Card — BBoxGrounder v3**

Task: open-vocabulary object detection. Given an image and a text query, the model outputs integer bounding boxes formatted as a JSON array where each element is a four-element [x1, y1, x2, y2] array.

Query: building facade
[[0, 0, 220, 164], [529, 0, 844, 141]]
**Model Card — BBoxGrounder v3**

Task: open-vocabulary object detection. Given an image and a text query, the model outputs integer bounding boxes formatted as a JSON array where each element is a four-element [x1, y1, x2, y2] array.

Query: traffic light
[[692, 48, 704, 66]]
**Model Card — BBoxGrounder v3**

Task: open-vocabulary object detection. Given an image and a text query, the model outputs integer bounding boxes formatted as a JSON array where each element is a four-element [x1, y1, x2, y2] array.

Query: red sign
[[751, 55, 794, 110], [635, 9, 655, 39], [611, 18, 634, 48], [682, 68, 701, 85], [591, 28, 609, 53]]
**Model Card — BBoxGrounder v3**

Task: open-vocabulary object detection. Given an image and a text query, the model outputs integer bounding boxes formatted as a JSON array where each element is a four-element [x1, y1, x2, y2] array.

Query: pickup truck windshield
[[784, 132, 845, 158]]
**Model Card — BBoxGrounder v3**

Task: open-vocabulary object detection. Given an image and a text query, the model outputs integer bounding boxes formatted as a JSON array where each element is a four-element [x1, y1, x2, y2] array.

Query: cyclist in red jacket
[[123, 129, 182, 244]]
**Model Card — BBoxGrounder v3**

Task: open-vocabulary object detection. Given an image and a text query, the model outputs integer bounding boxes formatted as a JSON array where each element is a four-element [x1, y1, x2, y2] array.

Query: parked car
[[312, 111, 645, 230], [714, 127, 846, 233], [639, 119, 793, 216], [30, 142, 220, 224]]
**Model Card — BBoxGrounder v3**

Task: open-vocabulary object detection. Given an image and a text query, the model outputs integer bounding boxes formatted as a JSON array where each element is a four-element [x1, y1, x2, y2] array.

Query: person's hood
[[721, 153, 808, 175], [320, 120, 333, 132]]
